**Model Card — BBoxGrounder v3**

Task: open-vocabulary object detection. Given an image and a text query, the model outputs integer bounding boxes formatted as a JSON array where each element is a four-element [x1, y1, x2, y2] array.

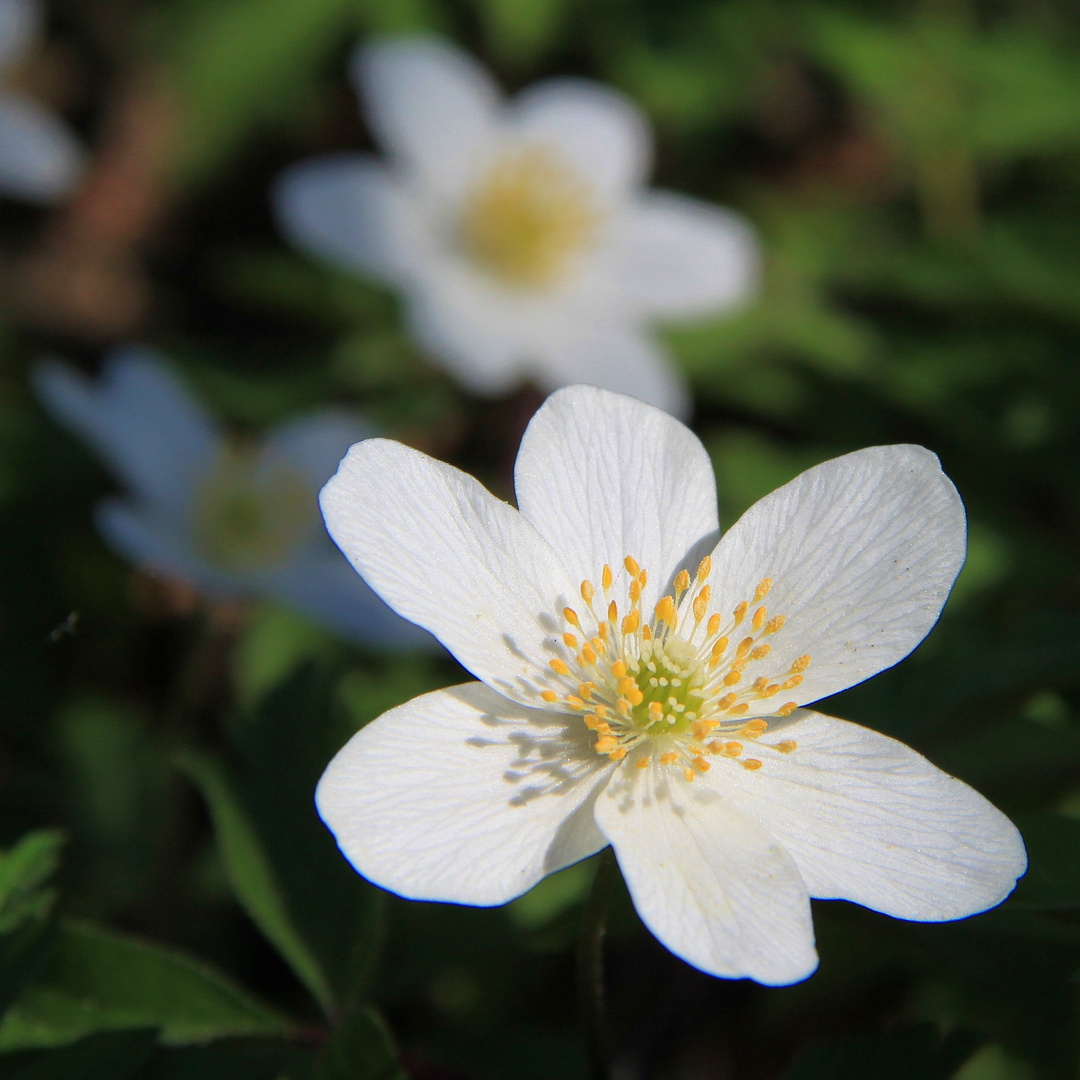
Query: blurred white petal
[[0, 92, 83, 202]]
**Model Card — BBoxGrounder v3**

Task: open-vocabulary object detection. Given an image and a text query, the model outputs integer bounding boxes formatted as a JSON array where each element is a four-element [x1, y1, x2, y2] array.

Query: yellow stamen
[[602, 565, 613, 591], [743, 758, 763, 771], [563, 632, 578, 648], [549, 659, 570, 675], [777, 702, 798, 717], [781, 674, 803, 690], [622, 611, 640, 634], [754, 578, 773, 601], [636, 756, 650, 769], [706, 613, 721, 637], [608, 600, 618, 624], [612, 661, 627, 678], [564, 607, 581, 628], [764, 615, 785, 634], [693, 756, 710, 773], [540, 690, 557, 703], [674, 569, 691, 595], [660, 752, 679, 765], [776, 740, 797, 754], [792, 655, 811, 672], [693, 586, 711, 623], [752, 606, 767, 631], [733, 601, 748, 625], [697, 555, 712, 582], [581, 580, 595, 605], [624, 556, 641, 577]]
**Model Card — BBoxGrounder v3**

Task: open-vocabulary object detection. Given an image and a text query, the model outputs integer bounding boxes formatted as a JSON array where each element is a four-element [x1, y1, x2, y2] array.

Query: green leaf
[[173, 748, 336, 1018], [233, 604, 335, 709], [138, 1038, 312, 1080], [0, 920, 290, 1051], [1007, 814, 1080, 912], [314, 1007, 405, 1080], [0, 924, 56, 1023], [0, 834, 64, 935], [782, 1024, 978, 1080], [0, 1029, 159, 1080]]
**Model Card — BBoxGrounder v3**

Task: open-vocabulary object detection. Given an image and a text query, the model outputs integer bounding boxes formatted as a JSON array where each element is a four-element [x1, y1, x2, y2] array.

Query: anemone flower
[[316, 384, 1025, 984], [274, 37, 759, 418], [0, 0, 83, 202], [34, 346, 432, 649]]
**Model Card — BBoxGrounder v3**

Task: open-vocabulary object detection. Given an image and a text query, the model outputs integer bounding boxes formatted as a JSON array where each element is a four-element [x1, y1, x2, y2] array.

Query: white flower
[[0, 0, 83, 202], [33, 346, 432, 649], [274, 37, 759, 418], [316, 384, 1026, 985]]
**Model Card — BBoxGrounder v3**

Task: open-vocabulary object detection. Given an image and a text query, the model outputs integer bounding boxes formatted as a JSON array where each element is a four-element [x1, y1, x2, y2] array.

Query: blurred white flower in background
[[316, 384, 1025, 985], [0, 0, 83, 201], [274, 37, 759, 417], [33, 346, 433, 648]]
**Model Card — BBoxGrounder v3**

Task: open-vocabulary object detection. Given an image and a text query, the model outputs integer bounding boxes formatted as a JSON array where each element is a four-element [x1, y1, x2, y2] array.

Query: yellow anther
[[777, 702, 798, 717], [743, 758, 763, 771], [729, 703, 750, 716], [735, 637, 754, 660], [693, 586, 711, 623], [733, 601, 748, 625], [602, 565, 613, 590], [629, 579, 642, 603], [624, 556, 641, 577], [549, 659, 570, 675], [563, 632, 578, 648], [751, 676, 768, 693], [716, 692, 737, 711], [642, 624, 652, 641], [776, 740, 797, 754], [659, 752, 679, 766], [628, 688, 644, 706], [754, 578, 773, 602], [596, 722, 611, 735], [618, 676, 636, 695], [581, 580, 595, 605], [578, 683, 594, 700], [638, 569, 648, 587], [760, 683, 780, 698], [692, 719, 719, 739], [636, 756, 650, 769], [684, 768, 696, 782], [597, 623, 610, 642], [609, 746, 627, 761], [781, 674, 804, 690], [752, 606, 767, 631], [622, 611, 640, 635], [693, 756, 711, 773], [764, 615, 785, 634], [566, 695, 585, 710], [655, 596, 677, 627], [743, 719, 768, 734], [750, 644, 771, 661], [594, 737, 617, 754], [564, 607, 581, 628], [696, 555, 712, 582], [724, 741, 743, 757], [583, 715, 599, 730], [706, 613, 721, 637], [608, 600, 618, 623], [581, 644, 598, 665], [541, 690, 557, 703], [709, 637, 729, 666], [616, 698, 632, 716], [594, 705, 608, 718], [648, 701, 664, 722], [612, 661, 627, 678], [723, 670, 742, 686], [792, 655, 811, 673], [674, 569, 691, 595]]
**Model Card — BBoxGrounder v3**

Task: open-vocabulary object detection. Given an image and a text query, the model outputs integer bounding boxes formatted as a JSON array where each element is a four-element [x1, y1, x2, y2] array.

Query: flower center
[[538, 556, 811, 781], [458, 145, 598, 289], [192, 444, 315, 572]]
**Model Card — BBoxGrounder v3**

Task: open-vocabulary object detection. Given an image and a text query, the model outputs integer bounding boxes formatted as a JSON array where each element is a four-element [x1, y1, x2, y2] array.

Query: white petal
[[714, 710, 1027, 921], [96, 499, 237, 597], [33, 348, 219, 514], [0, 0, 38, 71], [0, 93, 83, 202], [607, 192, 760, 318], [320, 439, 578, 705], [353, 37, 499, 200], [263, 551, 438, 650], [594, 761, 817, 984], [509, 78, 651, 202], [263, 409, 376, 491], [703, 445, 966, 706], [316, 682, 610, 904], [514, 385, 717, 617], [273, 155, 420, 281], [529, 322, 690, 418]]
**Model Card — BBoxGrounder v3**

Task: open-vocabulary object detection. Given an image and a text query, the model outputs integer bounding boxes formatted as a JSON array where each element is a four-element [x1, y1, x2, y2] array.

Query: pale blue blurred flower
[[0, 0, 83, 202], [33, 346, 434, 649], [274, 37, 760, 418]]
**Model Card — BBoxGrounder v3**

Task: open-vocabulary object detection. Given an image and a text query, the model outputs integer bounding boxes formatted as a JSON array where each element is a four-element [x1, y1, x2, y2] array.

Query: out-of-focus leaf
[[173, 749, 336, 1019], [0, 834, 63, 936], [953, 1044, 1036, 1080], [0, 1029, 159, 1080], [313, 1006, 404, 1080], [474, 0, 570, 65], [1007, 814, 1080, 912], [507, 862, 592, 930], [0, 925, 55, 1023], [0, 921, 290, 1050], [782, 1023, 978, 1080], [233, 604, 334, 709], [139, 1037, 312, 1080]]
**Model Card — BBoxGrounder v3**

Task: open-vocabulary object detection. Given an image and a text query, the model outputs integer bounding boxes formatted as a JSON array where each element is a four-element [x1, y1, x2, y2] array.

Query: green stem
[[578, 848, 619, 1080]]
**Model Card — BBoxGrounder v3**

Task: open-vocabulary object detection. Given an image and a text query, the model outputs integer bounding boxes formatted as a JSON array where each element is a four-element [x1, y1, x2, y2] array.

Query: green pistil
[[628, 639, 706, 736]]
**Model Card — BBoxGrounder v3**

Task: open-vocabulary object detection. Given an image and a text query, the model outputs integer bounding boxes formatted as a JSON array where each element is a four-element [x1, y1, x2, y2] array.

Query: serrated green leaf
[[0, 920, 290, 1051], [314, 1007, 404, 1080], [0, 834, 64, 935], [174, 749, 336, 1019]]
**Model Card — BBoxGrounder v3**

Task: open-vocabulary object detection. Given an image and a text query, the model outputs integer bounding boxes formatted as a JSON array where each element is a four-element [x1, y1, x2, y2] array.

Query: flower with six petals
[[317, 384, 1025, 984], [34, 346, 432, 649], [275, 37, 759, 417]]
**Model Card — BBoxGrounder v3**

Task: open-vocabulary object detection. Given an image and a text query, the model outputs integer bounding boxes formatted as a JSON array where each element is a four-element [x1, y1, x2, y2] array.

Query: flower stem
[[578, 848, 619, 1080]]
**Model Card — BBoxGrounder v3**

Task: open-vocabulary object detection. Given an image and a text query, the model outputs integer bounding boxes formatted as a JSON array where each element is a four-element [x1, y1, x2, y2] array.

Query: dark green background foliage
[[2, 0, 1080, 1076]]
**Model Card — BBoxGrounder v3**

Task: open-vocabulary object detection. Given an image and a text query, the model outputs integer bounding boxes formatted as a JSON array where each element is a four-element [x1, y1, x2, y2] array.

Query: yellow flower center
[[458, 145, 598, 289], [192, 444, 315, 572], [539, 557, 809, 781]]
